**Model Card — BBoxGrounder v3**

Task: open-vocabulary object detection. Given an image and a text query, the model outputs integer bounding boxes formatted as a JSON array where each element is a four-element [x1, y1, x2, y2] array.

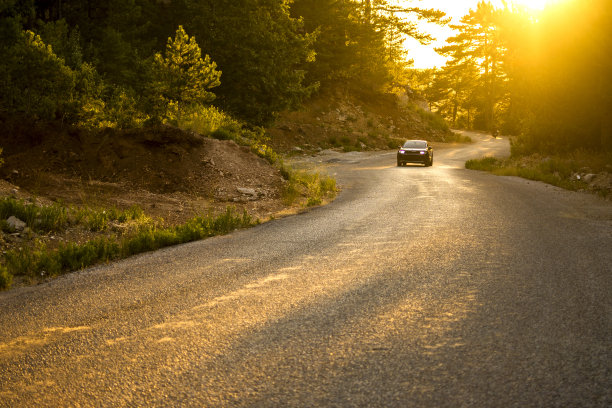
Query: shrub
[[416, 107, 449, 132], [75, 205, 148, 232], [465, 157, 501, 171], [0, 198, 67, 233], [282, 169, 337, 207], [180, 104, 241, 137], [0, 266, 12, 290], [0, 30, 75, 120]]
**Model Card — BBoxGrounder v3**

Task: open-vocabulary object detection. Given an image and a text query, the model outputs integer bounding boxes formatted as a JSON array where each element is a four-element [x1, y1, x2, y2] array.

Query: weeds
[[414, 107, 449, 132], [74, 205, 148, 232], [282, 168, 337, 207], [2, 207, 256, 286], [0, 265, 11, 289], [466, 151, 611, 196], [0, 198, 67, 232], [446, 132, 473, 143]]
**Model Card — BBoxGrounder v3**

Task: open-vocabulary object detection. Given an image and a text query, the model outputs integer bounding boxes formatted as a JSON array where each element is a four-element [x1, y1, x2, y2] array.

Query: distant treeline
[[0, 0, 446, 128], [411, 0, 612, 153]]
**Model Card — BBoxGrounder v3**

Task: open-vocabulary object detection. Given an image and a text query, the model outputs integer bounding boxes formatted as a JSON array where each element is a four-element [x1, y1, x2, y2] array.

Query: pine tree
[[152, 25, 221, 122], [436, 1, 505, 132]]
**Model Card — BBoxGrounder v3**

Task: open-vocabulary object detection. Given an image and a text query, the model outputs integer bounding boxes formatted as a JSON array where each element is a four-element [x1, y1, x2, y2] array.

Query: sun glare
[[512, 0, 549, 10], [401, 0, 565, 69]]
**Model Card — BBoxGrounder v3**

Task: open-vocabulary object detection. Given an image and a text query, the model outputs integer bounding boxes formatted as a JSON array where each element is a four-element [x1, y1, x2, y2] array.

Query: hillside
[[269, 88, 453, 154]]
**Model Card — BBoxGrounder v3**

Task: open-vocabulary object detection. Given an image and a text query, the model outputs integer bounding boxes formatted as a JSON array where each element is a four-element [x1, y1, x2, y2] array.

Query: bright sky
[[401, 0, 550, 68]]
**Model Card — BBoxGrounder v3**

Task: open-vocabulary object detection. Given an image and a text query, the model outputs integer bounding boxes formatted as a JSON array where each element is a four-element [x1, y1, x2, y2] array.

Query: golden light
[[399, 0, 567, 68], [511, 0, 549, 10]]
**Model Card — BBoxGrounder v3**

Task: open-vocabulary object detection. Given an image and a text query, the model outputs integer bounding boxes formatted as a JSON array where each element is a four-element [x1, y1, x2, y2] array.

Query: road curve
[[1, 132, 610, 407]]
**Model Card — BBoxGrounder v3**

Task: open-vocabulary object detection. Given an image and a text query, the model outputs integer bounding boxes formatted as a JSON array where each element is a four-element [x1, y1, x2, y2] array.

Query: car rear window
[[402, 141, 427, 149]]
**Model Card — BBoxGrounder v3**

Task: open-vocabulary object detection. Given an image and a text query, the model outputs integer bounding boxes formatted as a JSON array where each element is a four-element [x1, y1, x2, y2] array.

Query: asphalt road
[[1, 132, 611, 407]]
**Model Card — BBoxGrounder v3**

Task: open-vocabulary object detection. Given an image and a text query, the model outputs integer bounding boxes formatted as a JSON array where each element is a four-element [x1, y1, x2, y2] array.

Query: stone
[[7, 216, 26, 232], [237, 187, 257, 197], [583, 173, 596, 183]]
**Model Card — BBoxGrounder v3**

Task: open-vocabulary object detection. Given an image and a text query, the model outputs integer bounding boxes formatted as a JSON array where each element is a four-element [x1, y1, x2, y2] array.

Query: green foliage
[[189, 0, 317, 125], [291, 0, 448, 94], [466, 151, 611, 196], [414, 107, 449, 132], [38, 19, 83, 69], [0, 198, 67, 233], [465, 156, 502, 172], [2, 207, 256, 282], [0, 265, 12, 290], [282, 168, 337, 207], [179, 105, 241, 137], [74, 205, 147, 232], [0, 30, 75, 120], [152, 26, 221, 123]]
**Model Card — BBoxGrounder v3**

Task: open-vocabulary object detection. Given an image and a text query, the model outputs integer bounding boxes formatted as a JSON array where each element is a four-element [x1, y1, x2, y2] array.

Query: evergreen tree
[[0, 29, 75, 120], [291, 0, 448, 92], [152, 25, 221, 122], [188, 0, 316, 125], [436, 1, 504, 132]]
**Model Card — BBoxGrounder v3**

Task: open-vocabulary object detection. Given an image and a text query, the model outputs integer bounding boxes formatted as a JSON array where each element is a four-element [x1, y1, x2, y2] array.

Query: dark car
[[397, 140, 433, 167]]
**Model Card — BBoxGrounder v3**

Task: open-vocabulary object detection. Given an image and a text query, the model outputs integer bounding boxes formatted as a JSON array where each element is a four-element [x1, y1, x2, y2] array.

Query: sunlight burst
[[511, 0, 549, 10]]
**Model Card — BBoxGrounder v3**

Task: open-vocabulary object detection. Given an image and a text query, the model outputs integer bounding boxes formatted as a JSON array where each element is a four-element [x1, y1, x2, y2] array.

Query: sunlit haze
[[401, 0, 554, 68]]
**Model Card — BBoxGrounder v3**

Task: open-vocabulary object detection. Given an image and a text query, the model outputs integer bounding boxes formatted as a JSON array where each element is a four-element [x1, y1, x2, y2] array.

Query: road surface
[[1, 132, 610, 407]]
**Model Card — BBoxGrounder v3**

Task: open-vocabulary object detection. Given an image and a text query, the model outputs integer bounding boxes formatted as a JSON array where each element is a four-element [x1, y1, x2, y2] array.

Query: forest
[[0, 0, 610, 154]]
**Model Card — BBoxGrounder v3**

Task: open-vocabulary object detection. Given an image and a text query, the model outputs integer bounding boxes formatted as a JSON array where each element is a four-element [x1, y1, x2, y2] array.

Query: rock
[[237, 187, 257, 197], [7, 216, 26, 232], [292, 146, 303, 153], [583, 173, 596, 183]]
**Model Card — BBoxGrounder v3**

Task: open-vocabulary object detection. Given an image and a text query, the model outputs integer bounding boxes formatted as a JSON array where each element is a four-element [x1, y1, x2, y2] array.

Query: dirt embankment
[[0, 122, 286, 225]]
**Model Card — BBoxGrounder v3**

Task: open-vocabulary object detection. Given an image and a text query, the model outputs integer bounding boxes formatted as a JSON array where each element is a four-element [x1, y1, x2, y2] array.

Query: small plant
[[0, 265, 12, 290], [282, 169, 337, 207], [75, 205, 148, 232], [446, 132, 473, 143], [328, 136, 339, 147], [465, 156, 501, 171], [0, 198, 67, 233]]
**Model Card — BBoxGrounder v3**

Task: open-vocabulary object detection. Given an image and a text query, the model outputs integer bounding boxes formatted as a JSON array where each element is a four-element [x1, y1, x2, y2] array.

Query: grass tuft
[[282, 169, 337, 207], [0, 198, 67, 233], [1, 207, 257, 289], [466, 151, 611, 197]]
